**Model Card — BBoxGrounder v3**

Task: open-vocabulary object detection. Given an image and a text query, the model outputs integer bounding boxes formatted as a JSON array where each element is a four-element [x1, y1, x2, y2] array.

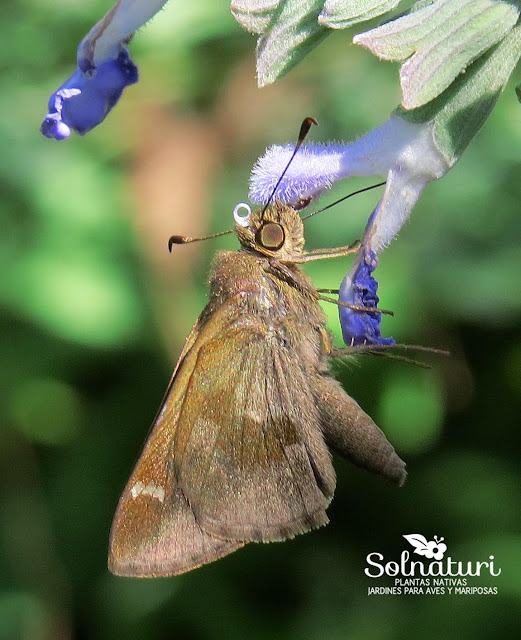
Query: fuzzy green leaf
[[231, 0, 283, 35], [397, 23, 521, 165], [256, 0, 330, 87], [355, 0, 520, 109], [319, 0, 400, 30]]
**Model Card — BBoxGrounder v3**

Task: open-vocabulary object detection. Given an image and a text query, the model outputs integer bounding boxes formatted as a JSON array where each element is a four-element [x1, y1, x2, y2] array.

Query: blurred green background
[[2, 1, 521, 639]]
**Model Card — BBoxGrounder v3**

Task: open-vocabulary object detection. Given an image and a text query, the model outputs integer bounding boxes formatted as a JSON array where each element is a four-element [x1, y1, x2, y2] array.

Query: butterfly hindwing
[[173, 314, 336, 542]]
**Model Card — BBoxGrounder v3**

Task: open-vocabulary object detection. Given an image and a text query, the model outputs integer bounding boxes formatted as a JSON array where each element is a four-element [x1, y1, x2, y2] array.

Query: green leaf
[[398, 23, 521, 166], [256, 0, 330, 87], [231, 0, 283, 35], [319, 0, 400, 30], [516, 82, 521, 103], [355, 0, 520, 109]]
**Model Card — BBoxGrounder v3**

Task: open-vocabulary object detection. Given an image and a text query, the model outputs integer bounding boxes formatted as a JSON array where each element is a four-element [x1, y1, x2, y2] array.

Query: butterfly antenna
[[301, 181, 386, 220], [169, 118, 318, 250], [261, 117, 318, 220], [168, 228, 234, 252]]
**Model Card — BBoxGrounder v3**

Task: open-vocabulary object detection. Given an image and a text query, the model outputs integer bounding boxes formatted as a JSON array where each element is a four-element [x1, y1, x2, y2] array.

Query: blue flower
[[41, 49, 138, 140], [339, 249, 395, 347], [40, 0, 169, 140]]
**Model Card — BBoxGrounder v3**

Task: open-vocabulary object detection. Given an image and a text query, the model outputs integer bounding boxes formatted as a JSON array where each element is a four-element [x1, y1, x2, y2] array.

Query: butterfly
[[108, 193, 406, 577]]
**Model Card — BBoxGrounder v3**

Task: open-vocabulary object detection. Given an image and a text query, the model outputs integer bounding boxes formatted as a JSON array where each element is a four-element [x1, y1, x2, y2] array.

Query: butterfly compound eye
[[257, 222, 285, 251]]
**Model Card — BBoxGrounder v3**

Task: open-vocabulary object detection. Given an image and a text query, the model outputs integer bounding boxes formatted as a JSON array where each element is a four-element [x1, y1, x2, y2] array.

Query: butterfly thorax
[[206, 249, 326, 334]]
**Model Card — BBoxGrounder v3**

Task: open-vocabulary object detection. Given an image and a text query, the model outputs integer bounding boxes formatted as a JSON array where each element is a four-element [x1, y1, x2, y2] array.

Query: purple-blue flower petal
[[40, 49, 138, 140], [249, 143, 342, 205], [339, 250, 395, 347]]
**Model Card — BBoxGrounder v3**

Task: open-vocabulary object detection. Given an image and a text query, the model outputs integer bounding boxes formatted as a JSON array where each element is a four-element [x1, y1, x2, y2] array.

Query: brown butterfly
[[108, 120, 407, 578]]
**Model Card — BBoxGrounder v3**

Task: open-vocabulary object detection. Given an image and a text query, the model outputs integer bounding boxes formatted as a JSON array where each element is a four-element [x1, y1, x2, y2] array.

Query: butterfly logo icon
[[403, 534, 447, 560]]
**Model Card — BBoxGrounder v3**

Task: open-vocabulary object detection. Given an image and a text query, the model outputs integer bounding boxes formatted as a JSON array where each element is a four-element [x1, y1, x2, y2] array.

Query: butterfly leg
[[291, 242, 361, 263], [317, 293, 394, 316]]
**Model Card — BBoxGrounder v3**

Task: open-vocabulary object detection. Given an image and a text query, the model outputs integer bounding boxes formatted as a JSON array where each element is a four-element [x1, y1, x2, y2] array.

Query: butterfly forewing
[[109, 320, 245, 577]]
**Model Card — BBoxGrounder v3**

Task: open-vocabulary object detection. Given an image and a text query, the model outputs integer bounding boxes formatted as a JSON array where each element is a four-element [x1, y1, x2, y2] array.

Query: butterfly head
[[233, 201, 305, 260]]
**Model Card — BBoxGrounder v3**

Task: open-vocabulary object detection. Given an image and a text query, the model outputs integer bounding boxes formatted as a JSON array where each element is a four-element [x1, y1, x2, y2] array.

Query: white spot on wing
[[130, 481, 165, 502], [130, 481, 144, 498]]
